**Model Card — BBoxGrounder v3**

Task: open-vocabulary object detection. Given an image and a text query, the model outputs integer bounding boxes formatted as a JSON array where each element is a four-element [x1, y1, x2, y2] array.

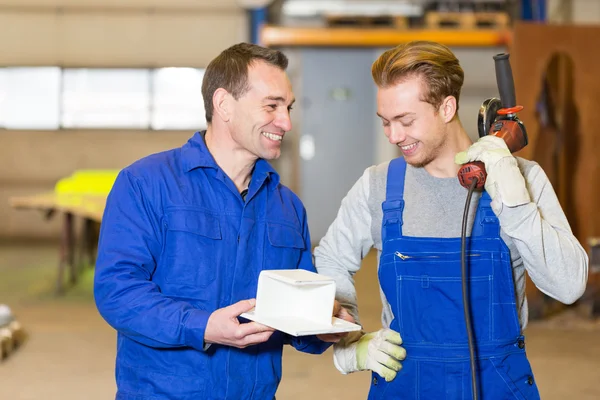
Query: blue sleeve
[[94, 170, 209, 351], [287, 206, 333, 355]]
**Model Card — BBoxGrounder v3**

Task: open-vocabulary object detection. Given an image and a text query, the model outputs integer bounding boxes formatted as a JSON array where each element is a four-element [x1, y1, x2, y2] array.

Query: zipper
[[394, 251, 440, 260], [394, 251, 481, 260]]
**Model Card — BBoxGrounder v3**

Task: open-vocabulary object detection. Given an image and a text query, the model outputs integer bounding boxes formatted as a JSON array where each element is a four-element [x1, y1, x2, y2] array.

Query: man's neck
[[205, 126, 256, 192], [423, 120, 473, 178]]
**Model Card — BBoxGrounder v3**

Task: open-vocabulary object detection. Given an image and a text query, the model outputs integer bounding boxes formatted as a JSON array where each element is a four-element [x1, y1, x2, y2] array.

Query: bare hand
[[317, 300, 356, 343], [204, 299, 275, 348]]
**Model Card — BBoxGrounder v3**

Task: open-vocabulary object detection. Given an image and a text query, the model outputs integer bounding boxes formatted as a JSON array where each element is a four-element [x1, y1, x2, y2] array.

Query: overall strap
[[382, 157, 407, 241], [471, 191, 501, 239], [385, 157, 407, 201]]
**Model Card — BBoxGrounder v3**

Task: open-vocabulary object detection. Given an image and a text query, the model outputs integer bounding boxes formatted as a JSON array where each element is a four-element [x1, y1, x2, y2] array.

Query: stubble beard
[[405, 136, 446, 169]]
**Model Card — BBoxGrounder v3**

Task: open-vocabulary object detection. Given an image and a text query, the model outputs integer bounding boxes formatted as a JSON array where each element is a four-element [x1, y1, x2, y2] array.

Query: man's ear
[[213, 88, 232, 122], [440, 95, 457, 123]]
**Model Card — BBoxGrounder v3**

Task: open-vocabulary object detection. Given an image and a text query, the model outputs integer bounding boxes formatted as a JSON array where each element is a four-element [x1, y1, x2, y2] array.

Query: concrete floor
[[0, 241, 599, 399]]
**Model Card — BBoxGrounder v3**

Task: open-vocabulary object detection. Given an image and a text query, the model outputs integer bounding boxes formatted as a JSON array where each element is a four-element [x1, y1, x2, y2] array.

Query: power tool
[[458, 53, 528, 189]]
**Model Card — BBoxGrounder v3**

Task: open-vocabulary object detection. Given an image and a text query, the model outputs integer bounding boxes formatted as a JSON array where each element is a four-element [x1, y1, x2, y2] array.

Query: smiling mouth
[[262, 131, 283, 141], [400, 142, 418, 151]]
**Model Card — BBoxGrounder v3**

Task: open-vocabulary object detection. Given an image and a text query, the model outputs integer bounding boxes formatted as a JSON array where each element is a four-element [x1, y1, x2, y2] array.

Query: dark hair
[[202, 42, 289, 123], [372, 41, 464, 110]]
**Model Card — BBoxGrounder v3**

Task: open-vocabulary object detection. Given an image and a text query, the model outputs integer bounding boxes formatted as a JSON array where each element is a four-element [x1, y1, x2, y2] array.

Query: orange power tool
[[457, 53, 529, 189]]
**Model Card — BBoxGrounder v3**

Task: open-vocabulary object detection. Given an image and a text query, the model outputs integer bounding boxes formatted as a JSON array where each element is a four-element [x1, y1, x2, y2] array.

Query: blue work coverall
[[94, 131, 330, 400], [370, 158, 540, 399]]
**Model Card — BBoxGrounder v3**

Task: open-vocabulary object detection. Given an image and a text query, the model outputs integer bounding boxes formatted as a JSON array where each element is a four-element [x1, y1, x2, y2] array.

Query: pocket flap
[[266, 222, 305, 249], [166, 209, 221, 240]]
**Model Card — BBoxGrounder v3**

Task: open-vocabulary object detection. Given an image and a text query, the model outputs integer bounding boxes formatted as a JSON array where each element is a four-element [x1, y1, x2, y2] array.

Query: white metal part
[[282, 0, 424, 18]]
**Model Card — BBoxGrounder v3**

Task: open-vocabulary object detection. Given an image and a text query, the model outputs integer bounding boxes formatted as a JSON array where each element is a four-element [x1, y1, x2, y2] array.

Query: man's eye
[[402, 121, 414, 127], [288, 106, 294, 111], [267, 104, 277, 110], [382, 121, 390, 127]]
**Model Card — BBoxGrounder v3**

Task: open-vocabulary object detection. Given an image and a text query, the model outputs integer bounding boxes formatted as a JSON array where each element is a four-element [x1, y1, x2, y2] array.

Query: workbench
[[9, 193, 106, 294]]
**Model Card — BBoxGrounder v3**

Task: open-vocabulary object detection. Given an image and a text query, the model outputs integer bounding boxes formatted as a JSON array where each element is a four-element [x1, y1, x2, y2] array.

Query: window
[[151, 68, 207, 130], [61, 69, 151, 129], [0, 67, 61, 129], [0, 66, 208, 130]]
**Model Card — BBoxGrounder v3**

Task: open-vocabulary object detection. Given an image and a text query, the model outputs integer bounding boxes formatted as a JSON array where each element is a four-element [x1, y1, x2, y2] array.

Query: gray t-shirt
[[314, 157, 588, 331]]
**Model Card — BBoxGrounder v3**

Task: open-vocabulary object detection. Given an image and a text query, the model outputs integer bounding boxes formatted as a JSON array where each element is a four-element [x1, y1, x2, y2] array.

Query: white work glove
[[333, 328, 406, 382], [455, 135, 531, 213]]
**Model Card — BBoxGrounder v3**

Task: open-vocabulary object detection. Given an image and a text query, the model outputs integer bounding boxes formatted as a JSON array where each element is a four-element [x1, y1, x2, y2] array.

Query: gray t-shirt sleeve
[[495, 159, 588, 305], [313, 167, 375, 326]]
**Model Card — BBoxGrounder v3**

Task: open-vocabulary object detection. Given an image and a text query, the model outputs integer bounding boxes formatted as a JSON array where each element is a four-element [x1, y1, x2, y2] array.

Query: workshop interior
[[1, 1, 600, 399]]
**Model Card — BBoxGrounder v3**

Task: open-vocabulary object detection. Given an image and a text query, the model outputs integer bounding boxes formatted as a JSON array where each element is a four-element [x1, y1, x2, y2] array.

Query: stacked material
[[0, 304, 26, 361], [277, 0, 509, 28], [278, 0, 423, 27]]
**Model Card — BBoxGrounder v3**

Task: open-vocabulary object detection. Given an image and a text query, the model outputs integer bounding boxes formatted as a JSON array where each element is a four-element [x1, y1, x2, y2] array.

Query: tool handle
[[493, 53, 516, 109], [457, 161, 486, 190]]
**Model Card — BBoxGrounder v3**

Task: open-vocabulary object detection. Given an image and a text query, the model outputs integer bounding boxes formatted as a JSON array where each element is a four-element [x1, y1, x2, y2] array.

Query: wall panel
[[0, 0, 241, 11], [0, 9, 247, 66]]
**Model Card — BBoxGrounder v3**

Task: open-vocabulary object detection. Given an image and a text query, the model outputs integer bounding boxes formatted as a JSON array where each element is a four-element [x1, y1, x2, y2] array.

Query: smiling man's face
[[377, 75, 450, 168], [229, 60, 295, 161]]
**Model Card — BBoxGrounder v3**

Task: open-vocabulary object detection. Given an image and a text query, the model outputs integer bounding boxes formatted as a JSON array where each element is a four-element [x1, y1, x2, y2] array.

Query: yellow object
[[260, 25, 512, 48], [54, 170, 120, 196]]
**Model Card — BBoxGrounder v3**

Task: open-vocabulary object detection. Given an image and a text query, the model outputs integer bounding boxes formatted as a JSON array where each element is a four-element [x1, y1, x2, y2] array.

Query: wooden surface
[[511, 21, 600, 318], [9, 193, 106, 222], [512, 21, 600, 251], [260, 25, 512, 47], [424, 11, 510, 30]]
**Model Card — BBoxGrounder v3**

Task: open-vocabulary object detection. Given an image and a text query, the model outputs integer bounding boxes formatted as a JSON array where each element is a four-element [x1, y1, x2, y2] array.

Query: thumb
[[226, 299, 256, 317], [382, 329, 403, 345], [455, 150, 470, 165]]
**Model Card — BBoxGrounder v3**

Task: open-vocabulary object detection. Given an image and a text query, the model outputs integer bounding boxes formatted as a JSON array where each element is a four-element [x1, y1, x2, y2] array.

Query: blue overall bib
[[369, 158, 541, 399]]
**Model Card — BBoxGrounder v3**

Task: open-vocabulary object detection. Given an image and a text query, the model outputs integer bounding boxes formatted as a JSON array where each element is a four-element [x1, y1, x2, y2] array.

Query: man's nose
[[388, 126, 406, 145], [274, 110, 292, 132]]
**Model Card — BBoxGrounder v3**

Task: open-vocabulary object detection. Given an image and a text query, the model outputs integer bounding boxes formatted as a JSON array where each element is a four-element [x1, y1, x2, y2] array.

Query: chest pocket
[[263, 222, 305, 270], [163, 209, 222, 289]]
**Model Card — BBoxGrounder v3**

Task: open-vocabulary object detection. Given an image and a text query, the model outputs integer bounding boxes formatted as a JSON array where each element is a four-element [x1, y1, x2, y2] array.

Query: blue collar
[[181, 131, 280, 189]]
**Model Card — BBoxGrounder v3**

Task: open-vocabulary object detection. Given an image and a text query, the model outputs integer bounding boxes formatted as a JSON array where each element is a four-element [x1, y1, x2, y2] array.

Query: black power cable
[[461, 177, 479, 400]]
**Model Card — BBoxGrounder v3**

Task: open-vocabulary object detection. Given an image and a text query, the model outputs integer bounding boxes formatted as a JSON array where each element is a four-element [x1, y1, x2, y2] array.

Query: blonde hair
[[371, 41, 464, 110]]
